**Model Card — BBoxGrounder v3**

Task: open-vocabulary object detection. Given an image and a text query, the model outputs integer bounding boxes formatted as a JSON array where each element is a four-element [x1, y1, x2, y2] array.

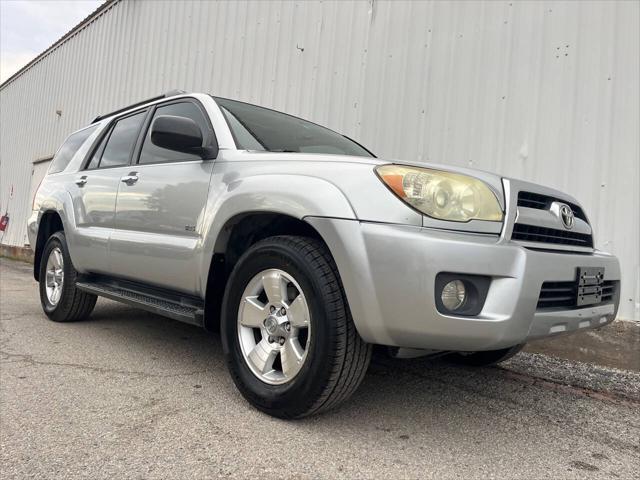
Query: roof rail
[[91, 89, 187, 123]]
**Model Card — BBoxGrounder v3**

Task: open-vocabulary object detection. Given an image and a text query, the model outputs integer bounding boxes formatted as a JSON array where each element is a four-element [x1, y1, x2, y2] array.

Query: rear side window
[[100, 112, 146, 168], [86, 111, 146, 169], [138, 101, 209, 164], [49, 125, 98, 174]]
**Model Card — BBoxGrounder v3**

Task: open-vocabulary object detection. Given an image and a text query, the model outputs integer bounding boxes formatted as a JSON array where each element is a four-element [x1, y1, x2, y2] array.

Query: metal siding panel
[[0, 0, 637, 320]]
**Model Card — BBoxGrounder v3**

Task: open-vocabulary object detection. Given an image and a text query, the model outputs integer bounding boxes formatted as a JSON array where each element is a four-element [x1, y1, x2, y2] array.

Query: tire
[[38, 231, 97, 322], [221, 235, 372, 418], [447, 344, 525, 367]]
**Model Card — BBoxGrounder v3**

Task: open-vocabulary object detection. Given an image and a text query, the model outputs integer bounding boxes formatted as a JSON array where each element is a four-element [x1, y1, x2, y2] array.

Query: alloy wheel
[[237, 268, 311, 385], [45, 247, 64, 306]]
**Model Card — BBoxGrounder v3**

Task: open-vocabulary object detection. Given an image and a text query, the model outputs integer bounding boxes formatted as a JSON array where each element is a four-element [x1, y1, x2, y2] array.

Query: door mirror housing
[[151, 115, 205, 154]]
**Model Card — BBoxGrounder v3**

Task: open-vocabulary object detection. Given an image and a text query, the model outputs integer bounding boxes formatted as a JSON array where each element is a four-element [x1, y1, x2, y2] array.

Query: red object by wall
[[0, 215, 9, 232]]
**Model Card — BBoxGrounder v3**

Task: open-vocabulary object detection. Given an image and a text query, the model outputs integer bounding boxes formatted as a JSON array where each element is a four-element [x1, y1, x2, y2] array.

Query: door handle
[[120, 173, 139, 185], [75, 176, 87, 187]]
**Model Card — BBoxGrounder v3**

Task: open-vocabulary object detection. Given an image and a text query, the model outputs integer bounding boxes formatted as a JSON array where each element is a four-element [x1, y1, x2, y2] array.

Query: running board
[[76, 277, 204, 327]]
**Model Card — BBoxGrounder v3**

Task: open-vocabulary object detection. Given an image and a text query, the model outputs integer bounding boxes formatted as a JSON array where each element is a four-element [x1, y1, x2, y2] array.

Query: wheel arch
[[33, 210, 64, 281], [202, 212, 330, 332]]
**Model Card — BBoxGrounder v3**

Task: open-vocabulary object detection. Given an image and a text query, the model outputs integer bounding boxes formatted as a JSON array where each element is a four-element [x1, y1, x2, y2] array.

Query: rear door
[[70, 110, 148, 274], [110, 99, 216, 294]]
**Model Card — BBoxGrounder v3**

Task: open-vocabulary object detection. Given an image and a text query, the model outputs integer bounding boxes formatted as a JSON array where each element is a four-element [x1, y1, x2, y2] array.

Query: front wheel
[[221, 236, 372, 418], [38, 232, 97, 322]]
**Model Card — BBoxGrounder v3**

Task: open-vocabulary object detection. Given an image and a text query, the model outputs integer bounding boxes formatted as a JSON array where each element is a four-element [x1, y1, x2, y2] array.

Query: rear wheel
[[38, 232, 97, 322], [447, 344, 525, 367], [221, 235, 371, 418]]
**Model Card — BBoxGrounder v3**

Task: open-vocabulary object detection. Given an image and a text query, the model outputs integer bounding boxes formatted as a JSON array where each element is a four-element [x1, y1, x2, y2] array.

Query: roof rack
[[91, 89, 187, 123]]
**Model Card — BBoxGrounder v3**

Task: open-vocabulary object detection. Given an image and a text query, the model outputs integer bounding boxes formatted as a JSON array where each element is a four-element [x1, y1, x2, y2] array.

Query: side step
[[76, 277, 204, 327]]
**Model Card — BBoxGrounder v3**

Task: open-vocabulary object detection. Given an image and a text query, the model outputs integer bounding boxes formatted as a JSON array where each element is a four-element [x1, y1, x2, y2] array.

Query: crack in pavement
[[0, 313, 36, 323], [0, 349, 211, 379], [498, 367, 640, 406]]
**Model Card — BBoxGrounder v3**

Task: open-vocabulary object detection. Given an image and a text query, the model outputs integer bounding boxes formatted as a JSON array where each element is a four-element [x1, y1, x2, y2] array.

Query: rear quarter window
[[49, 125, 98, 174]]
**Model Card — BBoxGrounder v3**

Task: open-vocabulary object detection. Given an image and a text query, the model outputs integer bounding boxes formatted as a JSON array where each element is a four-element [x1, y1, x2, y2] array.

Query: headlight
[[375, 164, 503, 222]]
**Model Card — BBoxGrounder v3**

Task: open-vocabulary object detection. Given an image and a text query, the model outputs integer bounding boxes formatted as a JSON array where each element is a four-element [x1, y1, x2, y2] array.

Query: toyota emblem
[[560, 204, 574, 229]]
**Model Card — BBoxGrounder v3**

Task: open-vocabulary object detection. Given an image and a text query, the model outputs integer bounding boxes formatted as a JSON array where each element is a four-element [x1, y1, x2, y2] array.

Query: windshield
[[214, 97, 374, 158]]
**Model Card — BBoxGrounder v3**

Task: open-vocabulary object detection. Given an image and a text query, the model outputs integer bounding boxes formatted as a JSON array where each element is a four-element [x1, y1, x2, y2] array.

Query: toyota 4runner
[[28, 91, 621, 418]]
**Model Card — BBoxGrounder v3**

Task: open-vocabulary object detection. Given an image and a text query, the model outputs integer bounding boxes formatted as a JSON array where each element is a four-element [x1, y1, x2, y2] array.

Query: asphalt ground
[[1, 258, 639, 479]]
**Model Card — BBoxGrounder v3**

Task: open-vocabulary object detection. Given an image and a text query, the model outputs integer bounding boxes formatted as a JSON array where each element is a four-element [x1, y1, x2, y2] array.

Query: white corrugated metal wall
[[1, 0, 638, 320]]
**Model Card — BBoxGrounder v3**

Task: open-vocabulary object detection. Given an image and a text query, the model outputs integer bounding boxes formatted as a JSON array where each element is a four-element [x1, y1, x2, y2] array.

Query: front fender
[[197, 173, 356, 293]]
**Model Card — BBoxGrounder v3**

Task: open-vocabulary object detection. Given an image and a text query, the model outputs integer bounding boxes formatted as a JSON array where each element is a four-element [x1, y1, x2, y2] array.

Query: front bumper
[[307, 218, 621, 351]]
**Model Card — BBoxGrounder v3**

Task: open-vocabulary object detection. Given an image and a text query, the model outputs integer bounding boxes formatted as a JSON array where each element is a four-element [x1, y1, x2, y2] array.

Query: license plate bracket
[[576, 267, 604, 307]]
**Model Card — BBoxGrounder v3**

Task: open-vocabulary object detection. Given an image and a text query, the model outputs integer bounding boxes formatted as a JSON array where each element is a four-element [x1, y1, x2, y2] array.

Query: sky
[[0, 0, 105, 83]]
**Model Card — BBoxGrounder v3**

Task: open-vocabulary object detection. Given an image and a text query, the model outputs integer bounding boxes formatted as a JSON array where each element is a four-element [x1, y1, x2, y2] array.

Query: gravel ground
[[1, 258, 639, 479]]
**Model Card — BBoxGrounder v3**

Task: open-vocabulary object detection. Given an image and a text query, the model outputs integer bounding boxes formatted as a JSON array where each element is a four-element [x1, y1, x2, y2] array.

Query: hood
[[226, 150, 506, 209]]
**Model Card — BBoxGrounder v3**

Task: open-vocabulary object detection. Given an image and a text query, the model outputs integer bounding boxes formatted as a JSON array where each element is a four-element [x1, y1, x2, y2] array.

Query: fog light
[[435, 273, 490, 316], [441, 280, 466, 311]]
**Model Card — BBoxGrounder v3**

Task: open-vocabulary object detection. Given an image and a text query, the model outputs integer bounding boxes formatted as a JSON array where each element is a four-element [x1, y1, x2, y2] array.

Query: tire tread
[[265, 236, 371, 417]]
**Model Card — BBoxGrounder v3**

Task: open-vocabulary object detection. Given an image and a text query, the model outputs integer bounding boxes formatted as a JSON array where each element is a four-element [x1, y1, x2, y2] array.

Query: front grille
[[518, 191, 587, 222], [512, 224, 594, 248], [537, 280, 617, 309]]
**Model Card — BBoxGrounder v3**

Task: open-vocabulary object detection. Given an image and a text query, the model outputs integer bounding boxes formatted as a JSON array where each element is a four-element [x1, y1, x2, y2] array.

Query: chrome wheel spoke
[[280, 338, 304, 377], [53, 286, 62, 303], [53, 249, 63, 268], [287, 295, 309, 327], [247, 338, 279, 374], [262, 271, 287, 305], [240, 296, 267, 328]]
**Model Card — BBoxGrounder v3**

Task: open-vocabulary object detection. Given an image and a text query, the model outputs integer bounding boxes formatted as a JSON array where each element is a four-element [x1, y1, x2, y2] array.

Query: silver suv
[[28, 91, 621, 418]]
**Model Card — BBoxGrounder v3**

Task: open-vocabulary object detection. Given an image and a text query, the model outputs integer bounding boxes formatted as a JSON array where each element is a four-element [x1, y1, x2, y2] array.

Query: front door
[[110, 100, 215, 294]]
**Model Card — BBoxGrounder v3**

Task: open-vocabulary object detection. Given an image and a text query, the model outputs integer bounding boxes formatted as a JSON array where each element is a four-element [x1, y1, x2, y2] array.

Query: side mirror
[[151, 115, 204, 153]]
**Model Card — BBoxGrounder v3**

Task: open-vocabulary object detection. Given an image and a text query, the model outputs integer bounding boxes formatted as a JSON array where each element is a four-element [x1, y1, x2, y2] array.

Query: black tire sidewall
[[221, 239, 339, 417]]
